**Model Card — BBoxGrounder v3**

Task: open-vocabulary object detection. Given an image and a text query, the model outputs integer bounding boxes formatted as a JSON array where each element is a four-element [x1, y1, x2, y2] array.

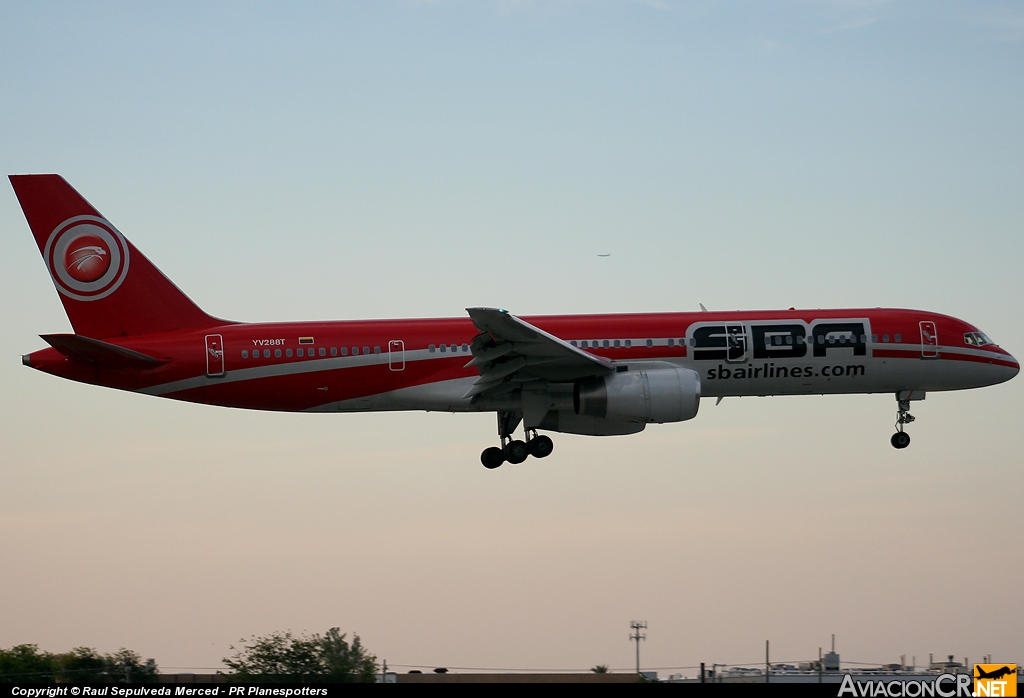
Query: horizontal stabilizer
[[41, 334, 169, 369]]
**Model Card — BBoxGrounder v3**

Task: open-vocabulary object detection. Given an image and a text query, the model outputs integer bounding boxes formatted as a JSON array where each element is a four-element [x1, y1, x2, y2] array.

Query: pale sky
[[1, 0, 1022, 675]]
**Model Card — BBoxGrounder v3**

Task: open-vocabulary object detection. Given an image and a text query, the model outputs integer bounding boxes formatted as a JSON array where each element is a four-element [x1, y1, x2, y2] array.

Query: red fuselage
[[24, 308, 1018, 414], [12, 174, 1018, 460]]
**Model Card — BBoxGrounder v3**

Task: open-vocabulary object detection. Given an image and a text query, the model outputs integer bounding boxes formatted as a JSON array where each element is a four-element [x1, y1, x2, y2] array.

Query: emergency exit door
[[389, 340, 405, 371], [919, 321, 938, 359], [205, 334, 225, 376]]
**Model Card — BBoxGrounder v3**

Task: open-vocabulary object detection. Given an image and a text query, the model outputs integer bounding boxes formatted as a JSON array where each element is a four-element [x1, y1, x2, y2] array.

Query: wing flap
[[463, 308, 613, 399]]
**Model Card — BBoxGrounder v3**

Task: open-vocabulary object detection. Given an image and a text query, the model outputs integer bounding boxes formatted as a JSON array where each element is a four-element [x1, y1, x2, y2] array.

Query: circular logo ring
[[43, 216, 130, 301]]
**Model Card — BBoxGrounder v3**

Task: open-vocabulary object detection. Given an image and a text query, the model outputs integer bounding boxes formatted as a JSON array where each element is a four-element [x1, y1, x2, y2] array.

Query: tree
[[223, 628, 376, 683], [319, 629, 376, 683], [57, 648, 109, 682], [0, 645, 59, 682], [0, 645, 157, 683], [56, 647, 158, 683], [591, 664, 610, 674], [105, 649, 158, 683]]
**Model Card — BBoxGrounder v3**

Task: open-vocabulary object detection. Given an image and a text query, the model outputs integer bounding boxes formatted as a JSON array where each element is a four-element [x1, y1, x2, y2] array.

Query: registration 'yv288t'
[[12, 175, 1018, 468]]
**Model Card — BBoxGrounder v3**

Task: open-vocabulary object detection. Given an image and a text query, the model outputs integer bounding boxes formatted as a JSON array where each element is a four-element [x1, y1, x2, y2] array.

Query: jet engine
[[573, 366, 701, 424]]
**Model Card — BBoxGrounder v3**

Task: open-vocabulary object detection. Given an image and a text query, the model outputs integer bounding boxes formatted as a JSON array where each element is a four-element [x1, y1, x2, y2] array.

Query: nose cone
[[1005, 352, 1020, 382], [989, 346, 1020, 385]]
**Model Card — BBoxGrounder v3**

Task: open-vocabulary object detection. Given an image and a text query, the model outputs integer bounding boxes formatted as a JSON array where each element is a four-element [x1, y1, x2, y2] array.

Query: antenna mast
[[629, 621, 647, 675]]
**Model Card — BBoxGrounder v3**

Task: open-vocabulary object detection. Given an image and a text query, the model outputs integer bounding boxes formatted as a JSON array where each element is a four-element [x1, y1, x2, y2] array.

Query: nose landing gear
[[890, 430, 911, 449], [479, 411, 555, 469], [891, 397, 915, 449]]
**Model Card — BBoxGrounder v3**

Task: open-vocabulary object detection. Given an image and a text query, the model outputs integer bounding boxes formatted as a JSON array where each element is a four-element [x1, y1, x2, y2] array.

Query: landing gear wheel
[[891, 432, 910, 449], [481, 447, 506, 469], [504, 440, 529, 464], [528, 435, 554, 459], [891, 395, 917, 450]]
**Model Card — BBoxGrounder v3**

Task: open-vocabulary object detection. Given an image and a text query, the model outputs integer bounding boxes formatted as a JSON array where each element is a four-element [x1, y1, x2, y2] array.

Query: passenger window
[[352, 347, 359, 355], [242, 350, 249, 358], [274, 349, 282, 358], [895, 334, 901, 343], [286, 349, 293, 357], [625, 339, 632, 348], [449, 344, 456, 353], [614, 339, 621, 348], [440, 344, 446, 353], [786, 336, 793, 345], [571, 341, 578, 347], [363, 346, 371, 355], [263, 349, 270, 358], [883, 334, 889, 343], [429, 344, 435, 352], [646, 339, 653, 347], [373, 346, 380, 354], [317, 348, 324, 357], [603, 340, 610, 348], [331, 347, 337, 356], [871, 334, 878, 343], [341, 347, 348, 356], [667, 338, 674, 347], [462, 344, 469, 352]]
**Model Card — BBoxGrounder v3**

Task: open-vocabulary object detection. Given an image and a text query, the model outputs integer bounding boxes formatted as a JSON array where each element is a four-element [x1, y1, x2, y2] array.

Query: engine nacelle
[[573, 366, 701, 424]]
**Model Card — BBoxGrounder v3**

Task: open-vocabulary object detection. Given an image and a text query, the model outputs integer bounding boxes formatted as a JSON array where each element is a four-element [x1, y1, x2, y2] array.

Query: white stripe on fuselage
[[135, 338, 1011, 403], [137, 347, 438, 396]]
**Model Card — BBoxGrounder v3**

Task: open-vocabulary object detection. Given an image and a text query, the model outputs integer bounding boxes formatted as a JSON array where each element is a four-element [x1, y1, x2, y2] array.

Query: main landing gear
[[480, 411, 554, 469], [891, 397, 914, 449]]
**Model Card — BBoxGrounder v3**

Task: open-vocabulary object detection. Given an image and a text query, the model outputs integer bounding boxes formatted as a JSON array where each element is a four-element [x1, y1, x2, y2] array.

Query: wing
[[463, 307, 613, 398]]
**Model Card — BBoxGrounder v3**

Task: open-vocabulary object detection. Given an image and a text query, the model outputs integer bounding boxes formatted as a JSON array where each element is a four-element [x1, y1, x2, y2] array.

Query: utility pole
[[765, 640, 770, 684], [629, 621, 647, 675]]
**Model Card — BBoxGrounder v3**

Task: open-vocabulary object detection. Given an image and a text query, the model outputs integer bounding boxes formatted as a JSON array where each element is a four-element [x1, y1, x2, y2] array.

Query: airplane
[[11, 175, 1019, 468], [975, 666, 1016, 681]]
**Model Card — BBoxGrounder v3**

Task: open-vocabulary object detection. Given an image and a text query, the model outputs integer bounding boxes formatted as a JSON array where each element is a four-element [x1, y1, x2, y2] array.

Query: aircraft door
[[919, 321, 938, 358], [205, 334, 225, 376], [725, 325, 748, 363], [389, 339, 405, 371]]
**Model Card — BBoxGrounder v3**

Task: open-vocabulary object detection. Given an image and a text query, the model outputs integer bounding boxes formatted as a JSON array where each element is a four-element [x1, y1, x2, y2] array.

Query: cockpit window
[[964, 331, 994, 346]]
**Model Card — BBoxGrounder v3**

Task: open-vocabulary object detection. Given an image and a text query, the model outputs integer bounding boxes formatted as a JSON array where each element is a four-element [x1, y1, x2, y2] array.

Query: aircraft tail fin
[[10, 174, 225, 338]]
